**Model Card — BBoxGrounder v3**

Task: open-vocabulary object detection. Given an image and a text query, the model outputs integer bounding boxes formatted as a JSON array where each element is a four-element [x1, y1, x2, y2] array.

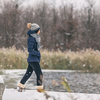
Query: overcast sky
[[23, 0, 100, 9]]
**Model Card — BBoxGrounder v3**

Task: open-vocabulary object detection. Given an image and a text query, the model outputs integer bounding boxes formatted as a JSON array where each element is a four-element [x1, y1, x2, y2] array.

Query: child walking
[[17, 23, 44, 93]]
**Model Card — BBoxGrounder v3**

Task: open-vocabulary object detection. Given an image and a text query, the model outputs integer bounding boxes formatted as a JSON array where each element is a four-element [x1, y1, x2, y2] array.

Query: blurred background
[[1, 0, 100, 95], [0, 0, 100, 51]]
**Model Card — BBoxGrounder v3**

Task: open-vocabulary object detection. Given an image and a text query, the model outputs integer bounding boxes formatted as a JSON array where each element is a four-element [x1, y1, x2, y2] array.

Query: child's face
[[37, 30, 40, 35]]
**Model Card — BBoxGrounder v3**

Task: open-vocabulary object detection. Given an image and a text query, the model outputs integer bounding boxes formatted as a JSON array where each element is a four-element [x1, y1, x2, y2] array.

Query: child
[[17, 23, 44, 93]]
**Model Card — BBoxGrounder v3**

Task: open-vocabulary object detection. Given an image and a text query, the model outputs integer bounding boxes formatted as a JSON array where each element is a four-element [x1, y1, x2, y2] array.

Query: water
[[1, 70, 100, 93]]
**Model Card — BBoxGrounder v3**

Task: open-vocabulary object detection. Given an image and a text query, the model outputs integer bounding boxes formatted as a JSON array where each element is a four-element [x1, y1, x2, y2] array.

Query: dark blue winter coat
[[27, 30, 41, 62]]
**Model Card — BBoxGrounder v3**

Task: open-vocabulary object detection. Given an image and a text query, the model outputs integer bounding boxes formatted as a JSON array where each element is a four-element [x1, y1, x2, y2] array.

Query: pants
[[20, 62, 43, 86]]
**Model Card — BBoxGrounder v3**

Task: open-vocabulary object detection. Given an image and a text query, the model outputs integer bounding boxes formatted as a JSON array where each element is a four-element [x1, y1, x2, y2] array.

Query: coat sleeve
[[28, 38, 40, 57]]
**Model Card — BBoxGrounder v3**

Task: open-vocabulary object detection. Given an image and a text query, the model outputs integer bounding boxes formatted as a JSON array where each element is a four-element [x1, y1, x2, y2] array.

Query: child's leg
[[17, 63, 34, 92], [20, 63, 34, 84], [29, 62, 43, 86]]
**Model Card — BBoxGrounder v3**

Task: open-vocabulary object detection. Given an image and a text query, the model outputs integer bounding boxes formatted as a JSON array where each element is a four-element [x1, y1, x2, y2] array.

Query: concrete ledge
[[2, 89, 100, 100], [0, 76, 5, 100]]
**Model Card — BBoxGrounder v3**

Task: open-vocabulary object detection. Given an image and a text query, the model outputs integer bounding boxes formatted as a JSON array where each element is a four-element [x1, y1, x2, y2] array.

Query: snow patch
[[2, 89, 100, 100], [0, 76, 4, 83]]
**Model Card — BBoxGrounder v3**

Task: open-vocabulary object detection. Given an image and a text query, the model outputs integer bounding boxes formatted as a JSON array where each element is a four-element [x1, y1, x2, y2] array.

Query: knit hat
[[27, 23, 40, 32]]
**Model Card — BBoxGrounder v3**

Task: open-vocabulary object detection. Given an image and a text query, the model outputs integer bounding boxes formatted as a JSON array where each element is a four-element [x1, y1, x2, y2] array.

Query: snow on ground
[[0, 76, 4, 83], [2, 89, 100, 100], [1, 69, 100, 93], [2, 69, 76, 74]]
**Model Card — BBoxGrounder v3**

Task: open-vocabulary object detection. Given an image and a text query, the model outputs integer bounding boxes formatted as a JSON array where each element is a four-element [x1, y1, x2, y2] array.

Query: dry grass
[[40, 49, 100, 72], [0, 47, 100, 72], [0, 47, 28, 69]]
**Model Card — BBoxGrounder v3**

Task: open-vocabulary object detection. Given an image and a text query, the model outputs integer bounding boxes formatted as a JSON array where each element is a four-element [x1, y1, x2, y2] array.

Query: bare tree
[[0, 0, 100, 51], [0, 0, 26, 50]]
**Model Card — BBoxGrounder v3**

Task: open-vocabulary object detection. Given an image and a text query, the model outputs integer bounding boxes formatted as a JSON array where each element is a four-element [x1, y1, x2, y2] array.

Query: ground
[[2, 89, 100, 100]]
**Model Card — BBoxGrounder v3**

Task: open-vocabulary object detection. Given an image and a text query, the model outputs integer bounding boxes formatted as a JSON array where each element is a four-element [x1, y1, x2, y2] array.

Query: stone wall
[[0, 76, 5, 100]]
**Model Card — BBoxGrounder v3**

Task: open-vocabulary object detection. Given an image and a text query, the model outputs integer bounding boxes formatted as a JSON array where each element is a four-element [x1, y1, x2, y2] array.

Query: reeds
[[0, 47, 100, 72], [0, 47, 28, 69]]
